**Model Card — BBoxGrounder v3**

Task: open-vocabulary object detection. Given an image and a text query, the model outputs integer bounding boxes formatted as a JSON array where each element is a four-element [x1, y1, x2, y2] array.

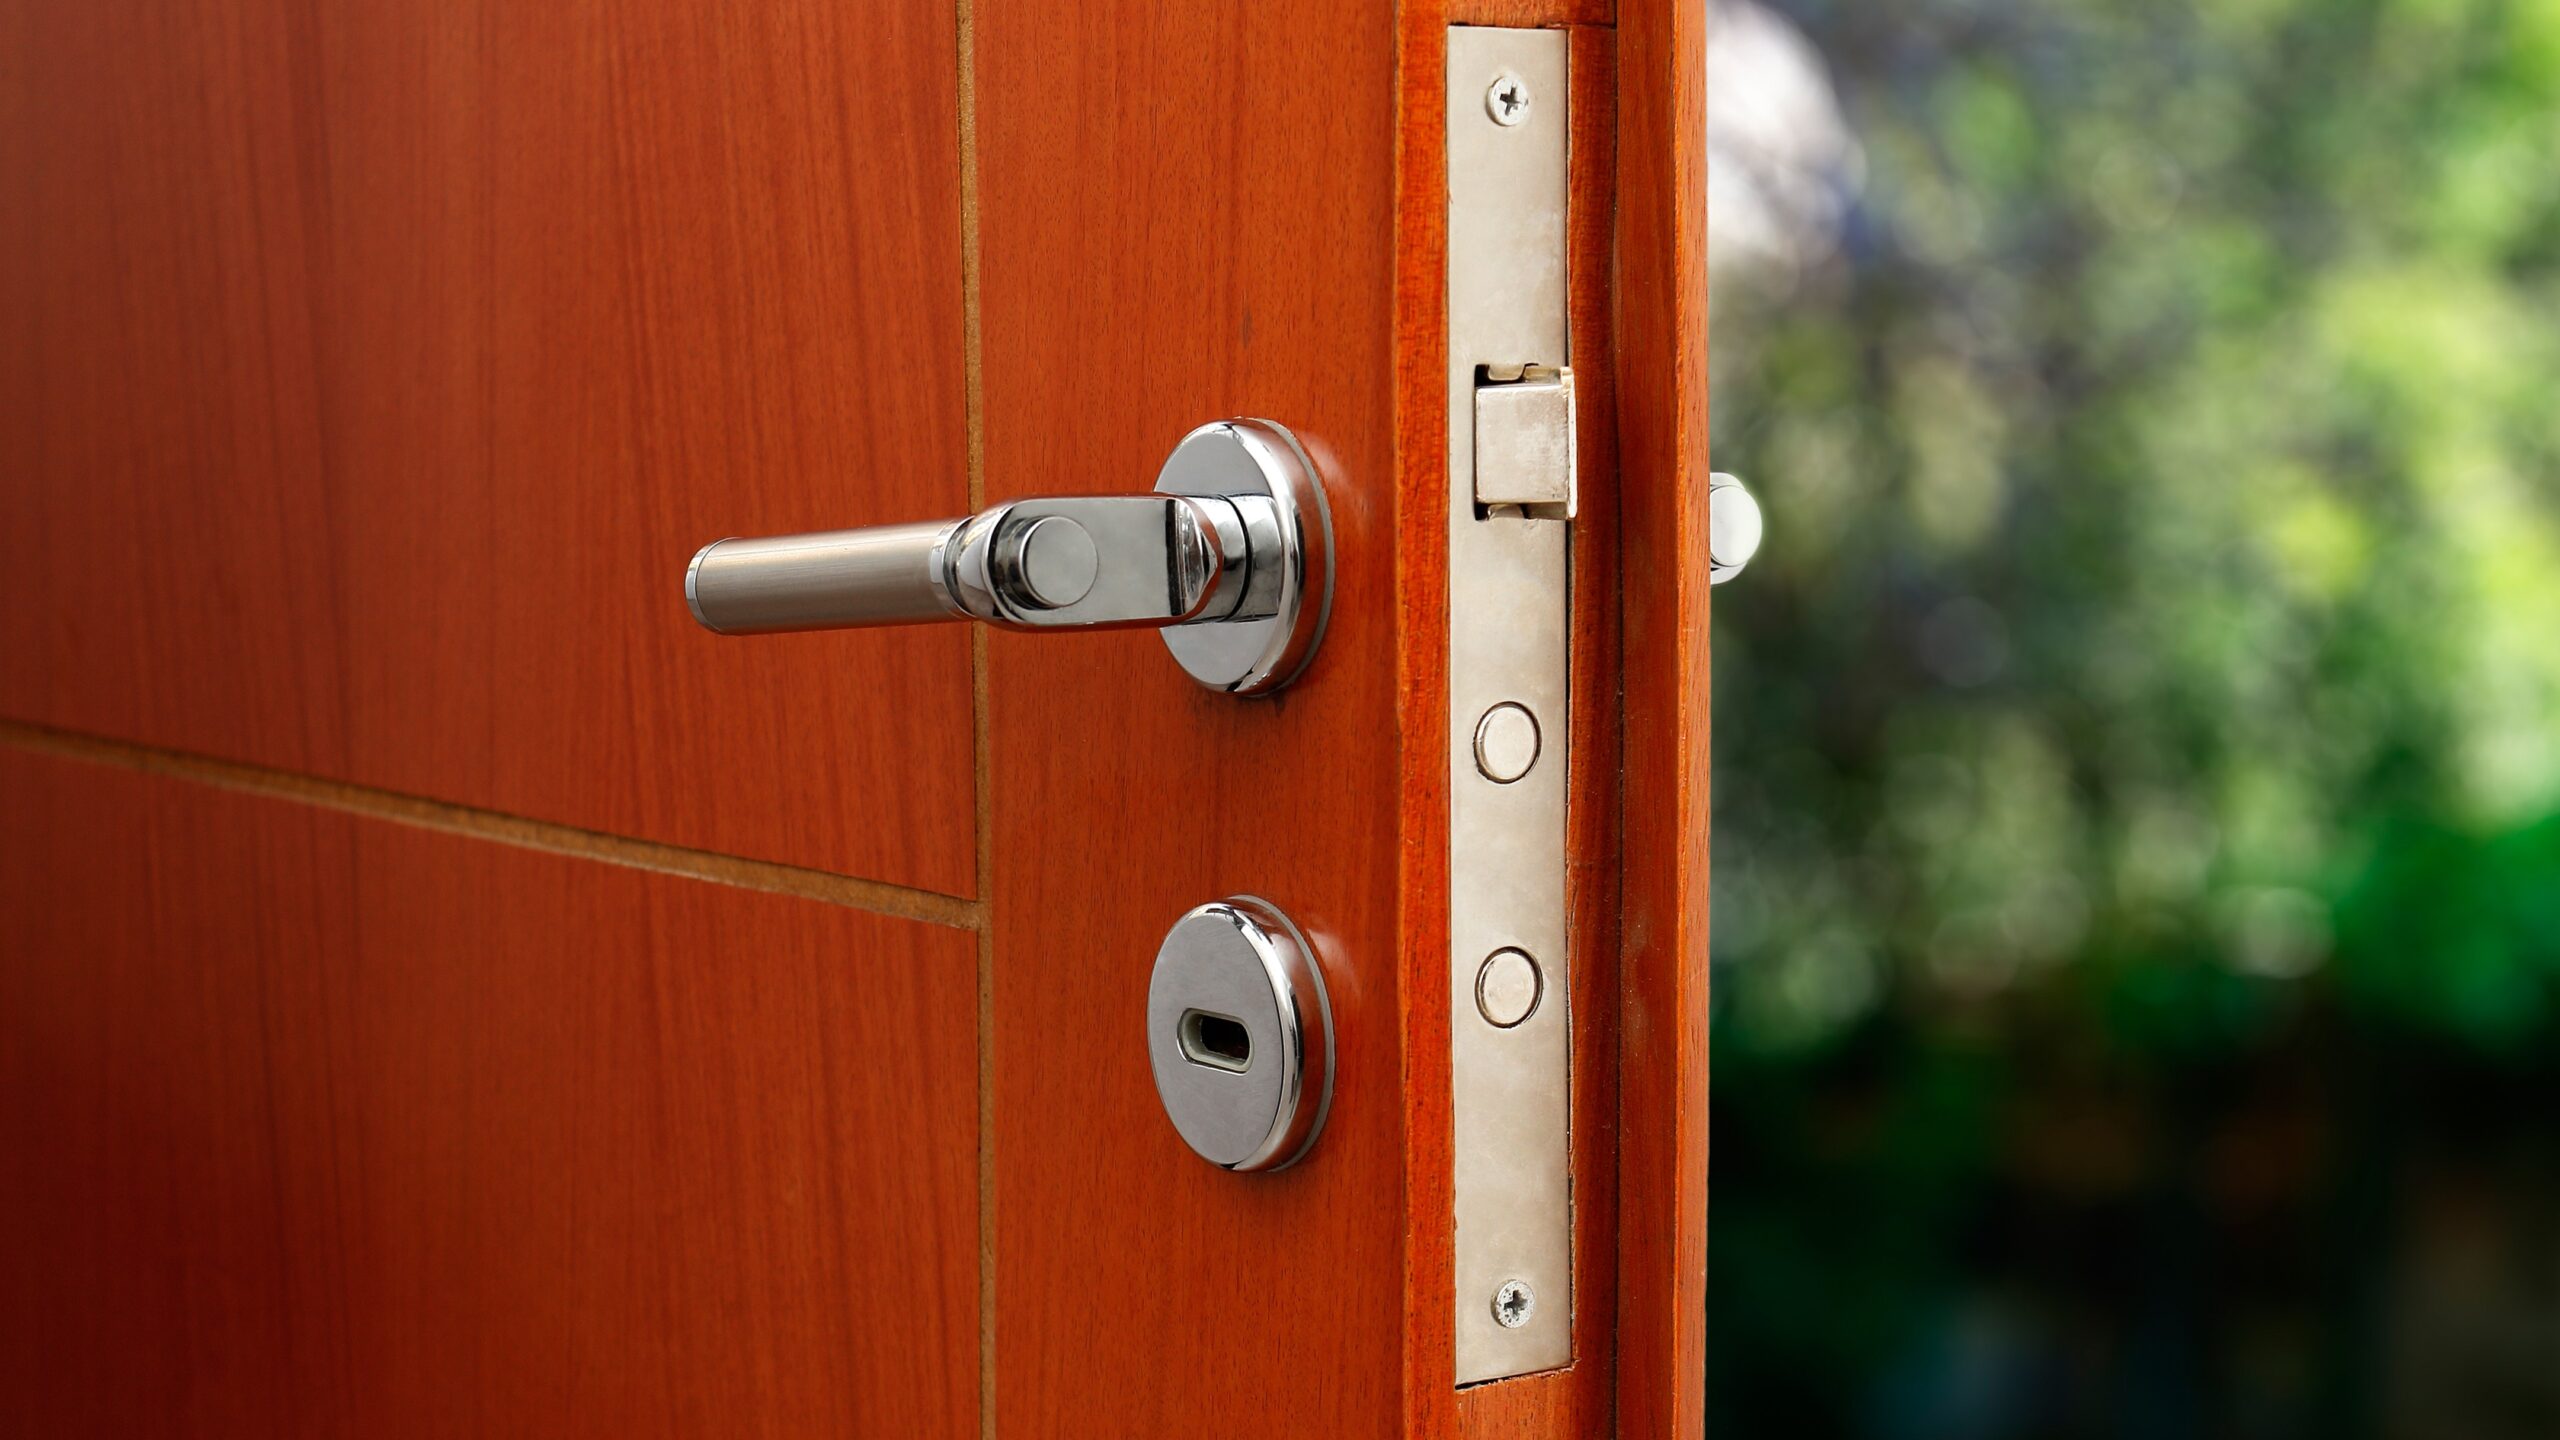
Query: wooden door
[[0, 0, 1707, 1435]]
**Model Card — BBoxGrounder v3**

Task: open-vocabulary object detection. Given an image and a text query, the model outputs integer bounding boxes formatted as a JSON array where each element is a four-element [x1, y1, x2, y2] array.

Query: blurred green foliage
[[1708, 0, 2560, 1432]]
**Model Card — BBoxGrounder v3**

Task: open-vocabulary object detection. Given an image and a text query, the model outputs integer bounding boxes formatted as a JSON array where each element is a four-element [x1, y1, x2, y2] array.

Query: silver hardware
[[1471, 703, 1541, 784], [1708, 472, 1762, 585], [1011, 515, 1100, 608], [1473, 367, 1576, 518], [1474, 948, 1542, 1029], [1144, 897, 1334, 1173], [685, 419, 1333, 696], [1449, 25, 1573, 1384], [1155, 423, 1334, 695], [683, 520, 961, 633], [1492, 1280, 1536, 1329]]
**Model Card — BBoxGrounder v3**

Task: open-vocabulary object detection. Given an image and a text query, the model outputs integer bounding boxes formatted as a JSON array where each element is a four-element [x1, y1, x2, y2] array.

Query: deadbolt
[[684, 419, 1335, 695], [1145, 897, 1334, 1172]]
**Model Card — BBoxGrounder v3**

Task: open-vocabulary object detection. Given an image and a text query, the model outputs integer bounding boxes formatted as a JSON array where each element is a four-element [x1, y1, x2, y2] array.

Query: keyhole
[[1178, 1010, 1252, 1073]]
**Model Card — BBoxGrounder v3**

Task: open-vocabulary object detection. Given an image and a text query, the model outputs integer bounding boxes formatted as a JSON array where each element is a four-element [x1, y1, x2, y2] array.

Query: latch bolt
[[1471, 365, 1577, 520]]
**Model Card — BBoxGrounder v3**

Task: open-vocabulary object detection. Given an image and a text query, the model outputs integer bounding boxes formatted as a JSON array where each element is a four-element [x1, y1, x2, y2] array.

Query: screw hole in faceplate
[[1178, 1010, 1253, 1073]]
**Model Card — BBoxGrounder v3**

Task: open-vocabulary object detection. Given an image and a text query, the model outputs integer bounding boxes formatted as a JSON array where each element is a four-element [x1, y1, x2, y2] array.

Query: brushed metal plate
[[1447, 24, 1572, 1386]]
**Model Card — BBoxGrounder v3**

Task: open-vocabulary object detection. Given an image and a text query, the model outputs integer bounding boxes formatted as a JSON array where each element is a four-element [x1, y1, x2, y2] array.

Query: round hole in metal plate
[[1474, 947, 1543, 1029], [1472, 702, 1542, 784]]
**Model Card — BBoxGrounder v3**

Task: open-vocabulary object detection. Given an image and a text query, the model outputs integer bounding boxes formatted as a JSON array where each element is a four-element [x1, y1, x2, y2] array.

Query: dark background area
[[1705, 0, 2560, 1434]]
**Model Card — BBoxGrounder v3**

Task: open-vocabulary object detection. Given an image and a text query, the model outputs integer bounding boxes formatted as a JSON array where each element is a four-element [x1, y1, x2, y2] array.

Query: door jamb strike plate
[[1447, 25, 1573, 1387]]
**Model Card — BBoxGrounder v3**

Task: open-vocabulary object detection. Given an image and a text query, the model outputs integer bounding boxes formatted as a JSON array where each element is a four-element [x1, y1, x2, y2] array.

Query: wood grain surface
[[0, 0, 1712, 1431], [1392, 5, 1460, 1435], [973, 1, 1414, 1435], [1614, 0, 1714, 1433], [1448, 0, 1618, 25], [0, 0, 976, 894], [0, 745, 981, 1439]]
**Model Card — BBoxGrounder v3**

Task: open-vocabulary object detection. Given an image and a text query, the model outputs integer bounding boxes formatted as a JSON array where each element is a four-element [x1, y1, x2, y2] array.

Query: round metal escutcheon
[[1145, 896, 1335, 1172], [1154, 420, 1334, 696]]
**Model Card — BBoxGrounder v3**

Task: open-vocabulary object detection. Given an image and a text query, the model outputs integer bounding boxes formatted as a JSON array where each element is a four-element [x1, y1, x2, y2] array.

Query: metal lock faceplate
[[1145, 897, 1334, 1173], [1448, 25, 1574, 1385]]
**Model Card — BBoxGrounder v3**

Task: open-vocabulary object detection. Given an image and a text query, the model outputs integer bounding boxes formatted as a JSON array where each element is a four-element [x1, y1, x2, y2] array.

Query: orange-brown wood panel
[[1391, 3, 1459, 1435], [973, 1, 1413, 1435], [1447, 0, 1617, 25], [1616, 0, 1713, 1433], [0, 0, 976, 894], [0, 746, 980, 1438]]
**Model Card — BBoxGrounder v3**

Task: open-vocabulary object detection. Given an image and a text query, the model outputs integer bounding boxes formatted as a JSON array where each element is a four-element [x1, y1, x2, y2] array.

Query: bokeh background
[[1703, 0, 2560, 1434]]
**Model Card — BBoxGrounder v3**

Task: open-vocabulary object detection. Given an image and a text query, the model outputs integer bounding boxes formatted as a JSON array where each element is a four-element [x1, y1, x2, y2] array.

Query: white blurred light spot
[[1710, 0, 1864, 285]]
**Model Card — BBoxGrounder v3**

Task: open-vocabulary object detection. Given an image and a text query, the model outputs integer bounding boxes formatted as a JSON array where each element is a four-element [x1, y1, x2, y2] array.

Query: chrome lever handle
[[685, 418, 1334, 696], [685, 519, 967, 635], [686, 494, 1238, 635]]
